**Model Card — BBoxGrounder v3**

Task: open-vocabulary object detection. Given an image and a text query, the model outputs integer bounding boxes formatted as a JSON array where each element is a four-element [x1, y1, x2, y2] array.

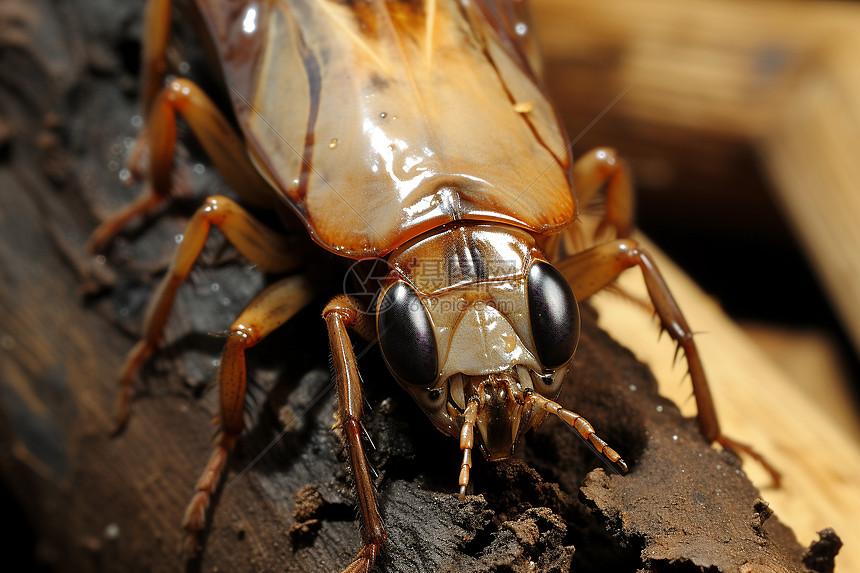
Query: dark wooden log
[[0, 1, 839, 572]]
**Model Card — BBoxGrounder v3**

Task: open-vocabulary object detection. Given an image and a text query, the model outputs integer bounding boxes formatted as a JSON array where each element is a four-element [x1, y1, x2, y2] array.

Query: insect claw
[[183, 525, 204, 555], [715, 435, 782, 487], [458, 486, 467, 503]]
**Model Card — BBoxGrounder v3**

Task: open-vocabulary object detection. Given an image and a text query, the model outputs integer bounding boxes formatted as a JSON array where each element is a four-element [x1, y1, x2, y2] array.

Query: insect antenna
[[526, 392, 628, 475], [458, 401, 479, 502], [577, 433, 627, 477]]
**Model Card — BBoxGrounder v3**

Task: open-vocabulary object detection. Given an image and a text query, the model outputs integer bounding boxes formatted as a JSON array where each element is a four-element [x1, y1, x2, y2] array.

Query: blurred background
[[531, 0, 860, 444]]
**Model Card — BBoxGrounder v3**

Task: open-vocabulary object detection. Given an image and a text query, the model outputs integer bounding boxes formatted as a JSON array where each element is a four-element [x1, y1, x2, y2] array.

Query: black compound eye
[[527, 261, 580, 368], [377, 281, 438, 387]]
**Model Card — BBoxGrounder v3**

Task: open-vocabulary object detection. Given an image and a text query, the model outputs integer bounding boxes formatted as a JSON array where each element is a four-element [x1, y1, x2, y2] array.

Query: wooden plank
[[741, 323, 860, 446], [531, 0, 854, 138], [760, 39, 860, 357]]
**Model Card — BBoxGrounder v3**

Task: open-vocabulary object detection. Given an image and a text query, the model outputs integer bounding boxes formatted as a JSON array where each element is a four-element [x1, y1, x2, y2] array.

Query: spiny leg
[[323, 296, 385, 573], [557, 238, 781, 485], [182, 274, 317, 550], [458, 400, 479, 502], [88, 75, 274, 252], [527, 392, 627, 473], [113, 195, 302, 431]]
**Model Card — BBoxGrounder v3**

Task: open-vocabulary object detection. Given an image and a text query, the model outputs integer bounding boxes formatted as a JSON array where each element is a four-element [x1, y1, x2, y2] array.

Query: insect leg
[[132, 0, 170, 126], [113, 195, 302, 431], [323, 295, 385, 573], [88, 77, 275, 252], [556, 239, 781, 485], [88, 0, 169, 252], [572, 147, 634, 241], [182, 274, 317, 550]]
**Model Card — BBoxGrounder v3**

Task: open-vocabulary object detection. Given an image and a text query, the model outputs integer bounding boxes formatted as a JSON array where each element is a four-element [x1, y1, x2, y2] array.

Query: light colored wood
[[741, 322, 860, 446], [591, 234, 860, 572], [531, 0, 860, 354], [531, 0, 858, 138], [761, 45, 860, 358]]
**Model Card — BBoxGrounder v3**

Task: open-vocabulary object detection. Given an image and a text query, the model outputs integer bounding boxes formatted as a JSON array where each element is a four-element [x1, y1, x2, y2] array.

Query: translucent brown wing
[[195, 0, 575, 258]]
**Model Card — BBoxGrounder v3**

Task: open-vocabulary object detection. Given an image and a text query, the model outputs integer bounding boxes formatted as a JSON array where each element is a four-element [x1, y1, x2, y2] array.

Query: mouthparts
[[458, 369, 531, 461]]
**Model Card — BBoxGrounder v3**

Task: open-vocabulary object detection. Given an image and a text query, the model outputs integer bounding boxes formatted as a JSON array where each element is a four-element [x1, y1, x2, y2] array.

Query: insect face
[[377, 223, 579, 460]]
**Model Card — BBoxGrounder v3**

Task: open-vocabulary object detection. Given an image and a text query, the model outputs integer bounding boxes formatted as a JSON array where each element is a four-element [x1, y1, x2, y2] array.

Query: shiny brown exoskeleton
[[89, 1, 780, 571]]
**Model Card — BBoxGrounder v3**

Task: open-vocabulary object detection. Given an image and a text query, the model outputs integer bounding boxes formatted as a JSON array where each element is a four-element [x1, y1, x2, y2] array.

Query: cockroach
[[89, 0, 779, 571]]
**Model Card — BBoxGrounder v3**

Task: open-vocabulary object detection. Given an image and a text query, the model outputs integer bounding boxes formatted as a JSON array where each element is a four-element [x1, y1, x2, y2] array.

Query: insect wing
[[195, 0, 576, 258]]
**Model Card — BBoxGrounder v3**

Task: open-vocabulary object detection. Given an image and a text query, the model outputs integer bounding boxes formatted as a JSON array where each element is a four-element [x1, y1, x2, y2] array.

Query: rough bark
[[0, 1, 840, 572]]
